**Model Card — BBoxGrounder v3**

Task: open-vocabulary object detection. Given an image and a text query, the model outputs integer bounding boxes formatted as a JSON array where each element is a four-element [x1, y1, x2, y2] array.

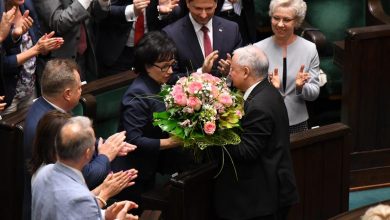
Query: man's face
[[187, 0, 217, 25], [229, 55, 246, 91]]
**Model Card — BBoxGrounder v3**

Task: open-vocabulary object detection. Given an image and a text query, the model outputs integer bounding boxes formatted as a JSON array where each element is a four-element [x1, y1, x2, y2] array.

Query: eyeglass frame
[[271, 16, 295, 24], [152, 60, 177, 72]]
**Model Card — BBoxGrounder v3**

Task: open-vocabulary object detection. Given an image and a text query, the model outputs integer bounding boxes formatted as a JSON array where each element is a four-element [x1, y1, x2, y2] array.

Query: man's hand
[[217, 53, 232, 76], [158, 0, 179, 14], [105, 201, 139, 220], [134, 0, 150, 16], [0, 6, 16, 42], [269, 68, 280, 89], [12, 10, 33, 39], [117, 142, 137, 156], [202, 50, 219, 73], [96, 169, 138, 202], [98, 131, 127, 161], [295, 65, 310, 92]]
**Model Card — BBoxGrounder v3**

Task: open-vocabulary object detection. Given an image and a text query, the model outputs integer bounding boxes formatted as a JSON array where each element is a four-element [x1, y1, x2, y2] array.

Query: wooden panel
[[341, 25, 390, 152], [351, 148, 390, 170], [350, 166, 390, 187]]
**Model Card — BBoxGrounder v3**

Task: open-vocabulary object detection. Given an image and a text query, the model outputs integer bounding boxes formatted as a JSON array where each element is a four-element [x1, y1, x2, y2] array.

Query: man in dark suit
[[32, 0, 110, 81], [216, 0, 256, 45], [213, 45, 299, 220], [163, 0, 242, 80], [96, 0, 183, 77]]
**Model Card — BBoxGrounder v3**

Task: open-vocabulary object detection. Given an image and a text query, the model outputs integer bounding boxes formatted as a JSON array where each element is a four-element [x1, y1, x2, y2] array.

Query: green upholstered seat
[[94, 86, 129, 139]]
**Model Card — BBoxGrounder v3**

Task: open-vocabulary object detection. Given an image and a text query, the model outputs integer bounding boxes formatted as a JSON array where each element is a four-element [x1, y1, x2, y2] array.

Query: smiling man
[[163, 0, 242, 81]]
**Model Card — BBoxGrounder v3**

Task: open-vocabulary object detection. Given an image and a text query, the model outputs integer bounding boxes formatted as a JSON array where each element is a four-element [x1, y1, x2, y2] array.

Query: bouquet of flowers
[[153, 72, 244, 150]]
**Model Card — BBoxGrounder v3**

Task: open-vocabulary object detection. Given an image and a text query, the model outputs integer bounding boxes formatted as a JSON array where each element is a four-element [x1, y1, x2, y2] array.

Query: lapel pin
[[219, 28, 223, 32]]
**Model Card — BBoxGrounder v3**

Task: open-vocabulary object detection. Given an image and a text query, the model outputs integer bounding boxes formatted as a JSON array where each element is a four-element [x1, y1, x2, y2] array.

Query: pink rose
[[204, 121, 216, 135], [187, 81, 203, 94], [187, 96, 202, 111], [172, 84, 184, 95], [201, 73, 215, 82], [218, 93, 233, 107], [236, 110, 243, 119], [211, 85, 220, 98], [177, 76, 187, 85], [173, 92, 187, 106]]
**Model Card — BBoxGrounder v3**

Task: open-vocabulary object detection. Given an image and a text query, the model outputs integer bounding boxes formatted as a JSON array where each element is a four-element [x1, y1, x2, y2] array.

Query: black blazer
[[215, 0, 257, 43], [213, 80, 299, 219], [163, 15, 242, 78]]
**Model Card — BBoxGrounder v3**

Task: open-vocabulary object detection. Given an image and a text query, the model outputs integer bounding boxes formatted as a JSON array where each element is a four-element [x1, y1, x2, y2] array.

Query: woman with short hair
[[255, 0, 320, 134]]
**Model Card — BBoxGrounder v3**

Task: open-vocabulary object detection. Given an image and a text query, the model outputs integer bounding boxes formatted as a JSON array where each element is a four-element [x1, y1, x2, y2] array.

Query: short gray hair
[[41, 59, 80, 98], [56, 116, 95, 162], [233, 45, 269, 79], [269, 0, 307, 27]]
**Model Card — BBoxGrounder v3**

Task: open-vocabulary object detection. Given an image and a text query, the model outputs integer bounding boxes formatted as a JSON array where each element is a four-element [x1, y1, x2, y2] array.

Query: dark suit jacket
[[111, 73, 189, 205], [23, 97, 110, 189], [214, 80, 299, 220], [215, 0, 257, 44], [96, 0, 183, 70], [163, 15, 242, 79]]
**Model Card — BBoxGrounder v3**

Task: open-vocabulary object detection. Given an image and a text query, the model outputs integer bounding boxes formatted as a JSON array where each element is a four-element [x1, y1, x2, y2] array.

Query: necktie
[[233, 0, 242, 16], [77, 24, 87, 55], [201, 26, 212, 58], [134, 12, 144, 45]]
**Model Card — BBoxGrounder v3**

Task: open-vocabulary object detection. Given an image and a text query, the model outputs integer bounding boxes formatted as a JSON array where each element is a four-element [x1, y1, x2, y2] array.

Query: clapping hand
[[218, 53, 232, 76], [105, 201, 139, 220], [0, 96, 6, 111], [12, 10, 33, 39], [98, 131, 127, 161], [295, 65, 310, 91], [134, 0, 150, 16], [158, 0, 179, 14], [202, 50, 219, 73], [269, 68, 280, 89], [96, 169, 138, 201], [0, 6, 16, 42], [34, 31, 64, 55]]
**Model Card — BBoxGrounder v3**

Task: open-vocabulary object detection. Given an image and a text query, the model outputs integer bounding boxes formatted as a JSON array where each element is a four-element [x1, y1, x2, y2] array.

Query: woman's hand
[[12, 10, 33, 39], [0, 6, 16, 42], [295, 65, 310, 92], [269, 68, 280, 89], [33, 31, 64, 55]]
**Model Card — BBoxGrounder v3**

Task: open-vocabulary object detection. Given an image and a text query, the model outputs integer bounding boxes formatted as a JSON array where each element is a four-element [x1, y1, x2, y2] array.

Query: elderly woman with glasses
[[255, 0, 320, 134], [111, 31, 189, 214]]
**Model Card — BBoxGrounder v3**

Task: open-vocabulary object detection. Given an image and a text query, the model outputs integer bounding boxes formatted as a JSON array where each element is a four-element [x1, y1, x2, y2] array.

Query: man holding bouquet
[[213, 45, 299, 220]]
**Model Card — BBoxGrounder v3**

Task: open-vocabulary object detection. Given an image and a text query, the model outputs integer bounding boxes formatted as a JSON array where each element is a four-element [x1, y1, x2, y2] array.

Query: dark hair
[[41, 59, 80, 97], [29, 110, 71, 174], [133, 31, 177, 74]]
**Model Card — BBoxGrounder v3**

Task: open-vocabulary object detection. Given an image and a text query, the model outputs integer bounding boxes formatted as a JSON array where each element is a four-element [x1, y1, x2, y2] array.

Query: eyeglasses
[[272, 16, 295, 24], [152, 60, 177, 72]]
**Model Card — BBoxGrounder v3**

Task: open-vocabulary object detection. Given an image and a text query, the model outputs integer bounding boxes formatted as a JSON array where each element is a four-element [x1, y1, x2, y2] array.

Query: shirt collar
[[189, 13, 213, 33], [243, 80, 263, 101], [58, 161, 87, 185], [42, 96, 66, 113]]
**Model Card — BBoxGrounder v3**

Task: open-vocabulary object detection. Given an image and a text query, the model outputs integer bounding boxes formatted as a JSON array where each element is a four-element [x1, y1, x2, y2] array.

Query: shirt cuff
[[98, 0, 110, 11], [78, 0, 93, 10], [125, 4, 136, 22]]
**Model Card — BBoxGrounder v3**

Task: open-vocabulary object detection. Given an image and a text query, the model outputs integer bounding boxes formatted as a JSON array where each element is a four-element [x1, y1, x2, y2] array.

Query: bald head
[[55, 116, 95, 162]]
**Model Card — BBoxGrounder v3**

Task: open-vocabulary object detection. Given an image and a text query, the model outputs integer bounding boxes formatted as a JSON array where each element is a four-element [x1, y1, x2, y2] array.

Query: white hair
[[361, 204, 390, 220], [233, 45, 269, 79], [269, 0, 307, 27]]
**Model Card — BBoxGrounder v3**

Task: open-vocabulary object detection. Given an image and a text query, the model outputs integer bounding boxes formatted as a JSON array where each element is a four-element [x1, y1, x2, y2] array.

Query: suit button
[[72, 56, 76, 59]]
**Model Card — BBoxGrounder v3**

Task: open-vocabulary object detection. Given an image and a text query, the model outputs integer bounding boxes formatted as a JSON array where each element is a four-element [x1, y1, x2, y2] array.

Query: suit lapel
[[212, 17, 223, 52], [183, 16, 204, 70], [245, 79, 268, 109]]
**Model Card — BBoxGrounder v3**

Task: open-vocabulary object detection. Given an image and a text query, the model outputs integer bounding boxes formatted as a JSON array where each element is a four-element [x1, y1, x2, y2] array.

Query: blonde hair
[[362, 204, 390, 220]]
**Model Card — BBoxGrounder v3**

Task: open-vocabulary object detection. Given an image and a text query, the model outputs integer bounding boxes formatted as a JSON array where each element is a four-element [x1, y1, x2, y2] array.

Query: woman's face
[[146, 59, 176, 84], [271, 7, 297, 41]]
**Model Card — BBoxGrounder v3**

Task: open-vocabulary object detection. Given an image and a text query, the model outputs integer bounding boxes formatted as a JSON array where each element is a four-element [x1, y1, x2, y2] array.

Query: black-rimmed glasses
[[152, 60, 177, 72]]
